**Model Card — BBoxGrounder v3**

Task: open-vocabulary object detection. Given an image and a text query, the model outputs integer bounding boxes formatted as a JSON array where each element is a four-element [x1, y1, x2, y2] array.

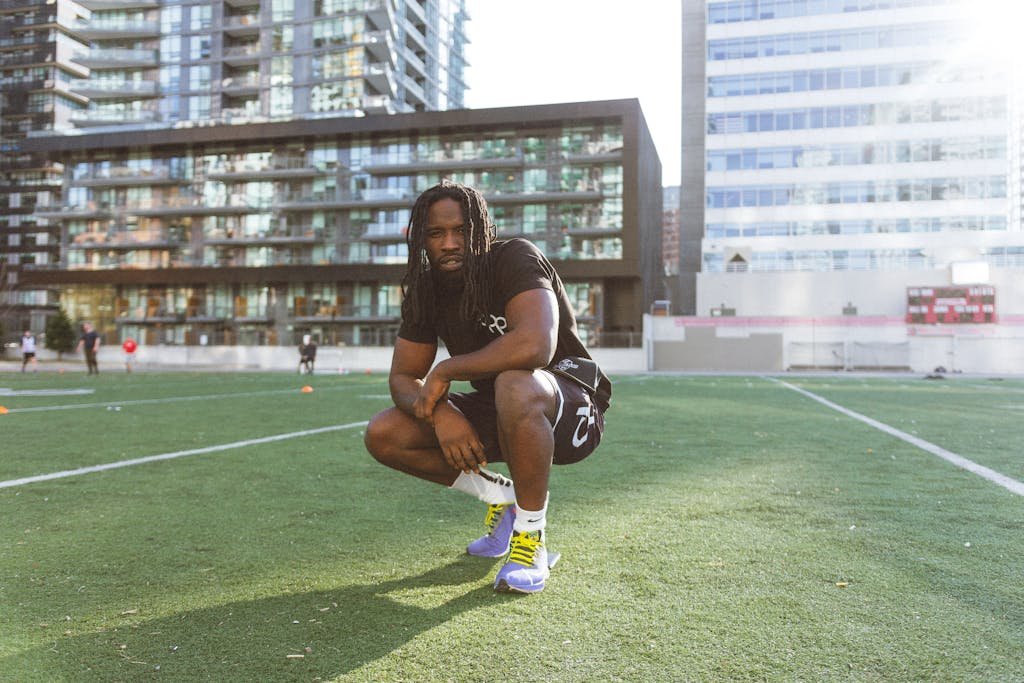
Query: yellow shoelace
[[483, 503, 510, 533], [507, 531, 543, 567]]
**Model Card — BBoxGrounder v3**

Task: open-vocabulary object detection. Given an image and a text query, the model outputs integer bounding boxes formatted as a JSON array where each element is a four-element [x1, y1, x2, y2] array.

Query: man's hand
[[413, 365, 450, 421], [432, 403, 487, 473]]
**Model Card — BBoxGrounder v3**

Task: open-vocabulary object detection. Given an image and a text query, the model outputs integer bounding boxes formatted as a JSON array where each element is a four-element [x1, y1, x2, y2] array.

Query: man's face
[[423, 197, 466, 276]]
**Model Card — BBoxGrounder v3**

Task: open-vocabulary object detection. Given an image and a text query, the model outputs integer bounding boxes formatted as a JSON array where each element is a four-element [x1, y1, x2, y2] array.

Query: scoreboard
[[906, 286, 996, 324]]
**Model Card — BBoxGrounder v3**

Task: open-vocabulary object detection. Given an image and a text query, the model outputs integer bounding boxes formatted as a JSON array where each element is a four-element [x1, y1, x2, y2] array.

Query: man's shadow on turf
[[3, 555, 503, 680]]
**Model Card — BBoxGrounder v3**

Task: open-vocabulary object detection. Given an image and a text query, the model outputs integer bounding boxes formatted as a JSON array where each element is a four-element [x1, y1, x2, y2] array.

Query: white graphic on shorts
[[572, 404, 595, 448], [484, 314, 508, 335], [553, 358, 579, 372]]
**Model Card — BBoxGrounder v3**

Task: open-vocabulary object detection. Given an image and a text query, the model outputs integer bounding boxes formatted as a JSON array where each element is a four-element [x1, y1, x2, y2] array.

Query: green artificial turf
[[0, 371, 1021, 681]]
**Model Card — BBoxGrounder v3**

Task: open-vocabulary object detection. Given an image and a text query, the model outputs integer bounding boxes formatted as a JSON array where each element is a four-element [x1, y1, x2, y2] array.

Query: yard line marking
[[0, 421, 368, 490], [0, 388, 96, 397], [1, 385, 357, 414], [768, 377, 1024, 497]]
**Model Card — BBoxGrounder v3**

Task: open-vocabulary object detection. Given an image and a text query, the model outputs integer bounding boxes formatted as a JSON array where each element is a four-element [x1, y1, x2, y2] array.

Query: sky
[[462, 1, 683, 188]]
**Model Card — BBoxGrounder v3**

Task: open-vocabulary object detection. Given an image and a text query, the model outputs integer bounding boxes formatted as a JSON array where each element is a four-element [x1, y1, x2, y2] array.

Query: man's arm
[[389, 337, 438, 417], [390, 336, 488, 473], [414, 288, 558, 420]]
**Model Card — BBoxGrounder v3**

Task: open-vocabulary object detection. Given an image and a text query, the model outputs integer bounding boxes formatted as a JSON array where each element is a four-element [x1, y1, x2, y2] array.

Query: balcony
[[404, 50, 426, 79], [563, 142, 624, 163], [126, 195, 268, 216], [274, 188, 417, 211], [70, 165, 186, 187], [361, 94, 398, 115], [362, 30, 396, 66], [222, 43, 262, 65], [76, 0, 159, 9], [360, 222, 406, 242], [401, 76, 427, 106], [360, 150, 523, 174], [35, 203, 112, 220], [69, 79, 158, 99], [72, 48, 157, 69], [224, 0, 259, 7], [363, 62, 396, 96], [206, 157, 321, 180], [7, 11, 56, 31], [69, 228, 186, 250], [0, 48, 53, 69], [72, 19, 160, 40], [69, 109, 159, 126], [223, 14, 260, 37], [204, 227, 322, 246], [220, 73, 263, 95], [294, 303, 401, 322]]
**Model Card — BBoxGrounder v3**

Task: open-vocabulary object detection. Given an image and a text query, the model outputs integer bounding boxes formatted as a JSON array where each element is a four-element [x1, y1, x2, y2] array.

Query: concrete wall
[[645, 314, 1024, 373], [696, 266, 1024, 318]]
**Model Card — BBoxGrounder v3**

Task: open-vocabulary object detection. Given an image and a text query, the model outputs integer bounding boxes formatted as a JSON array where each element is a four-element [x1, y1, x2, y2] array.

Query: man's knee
[[364, 410, 395, 462], [494, 369, 554, 420]]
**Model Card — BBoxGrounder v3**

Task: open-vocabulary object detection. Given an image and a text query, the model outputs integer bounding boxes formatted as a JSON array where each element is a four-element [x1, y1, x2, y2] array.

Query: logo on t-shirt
[[484, 314, 508, 336]]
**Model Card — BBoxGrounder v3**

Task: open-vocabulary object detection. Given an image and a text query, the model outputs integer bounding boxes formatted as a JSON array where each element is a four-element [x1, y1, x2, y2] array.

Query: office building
[[21, 99, 663, 348], [682, 0, 1024, 319]]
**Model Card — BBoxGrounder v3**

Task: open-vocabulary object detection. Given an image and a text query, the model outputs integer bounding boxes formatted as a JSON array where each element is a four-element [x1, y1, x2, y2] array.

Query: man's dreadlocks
[[401, 180, 496, 326]]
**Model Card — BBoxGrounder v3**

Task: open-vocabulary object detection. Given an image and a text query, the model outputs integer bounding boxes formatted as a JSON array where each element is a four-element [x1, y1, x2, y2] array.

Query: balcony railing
[[69, 109, 159, 125], [223, 44, 262, 59], [76, 0, 160, 9], [70, 164, 185, 185], [72, 48, 158, 68], [69, 229, 187, 248], [221, 73, 263, 91], [223, 13, 260, 34], [69, 79, 158, 98], [72, 19, 161, 40], [203, 227, 322, 244], [361, 222, 406, 241], [293, 303, 401, 319]]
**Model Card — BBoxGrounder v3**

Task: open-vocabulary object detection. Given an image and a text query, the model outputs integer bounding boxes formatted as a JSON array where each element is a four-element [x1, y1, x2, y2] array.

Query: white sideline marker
[[0, 421, 368, 490], [769, 377, 1024, 497]]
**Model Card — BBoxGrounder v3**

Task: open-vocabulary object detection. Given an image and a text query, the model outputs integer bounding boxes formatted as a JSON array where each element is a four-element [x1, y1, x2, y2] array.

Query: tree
[[45, 308, 77, 359]]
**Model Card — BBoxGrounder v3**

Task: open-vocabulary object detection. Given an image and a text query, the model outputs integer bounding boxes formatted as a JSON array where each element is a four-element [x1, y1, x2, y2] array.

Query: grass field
[[1, 369, 1022, 682]]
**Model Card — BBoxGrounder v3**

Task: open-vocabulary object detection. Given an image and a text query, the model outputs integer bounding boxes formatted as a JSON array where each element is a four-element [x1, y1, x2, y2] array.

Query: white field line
[[1, 385, 353, 414], [768, 377, 1024, 497], [0, 421, 368, 490]]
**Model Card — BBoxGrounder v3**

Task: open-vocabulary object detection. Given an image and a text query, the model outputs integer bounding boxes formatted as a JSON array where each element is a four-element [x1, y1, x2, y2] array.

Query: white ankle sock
[[513, 498, 548, 533], [450, 469, 516, 504]]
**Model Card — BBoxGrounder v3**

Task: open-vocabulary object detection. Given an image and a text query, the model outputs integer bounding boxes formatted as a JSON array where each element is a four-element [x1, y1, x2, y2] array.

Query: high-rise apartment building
[[20, 100, 663, 348], [1, 0, 89, 330], [1, 0, 469, 337], [682, 0, 1024, 318]]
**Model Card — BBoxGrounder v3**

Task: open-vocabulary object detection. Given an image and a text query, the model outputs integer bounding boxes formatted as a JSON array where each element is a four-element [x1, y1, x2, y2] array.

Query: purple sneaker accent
[[494, 529, 549, 594], [466, 503, 515, 558]]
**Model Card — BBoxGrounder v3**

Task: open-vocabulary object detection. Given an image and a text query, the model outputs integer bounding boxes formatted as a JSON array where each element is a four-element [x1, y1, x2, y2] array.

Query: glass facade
[[701, 0, 1015, 279], [63, 0, 470, 127], [32, 114, 636, 347]]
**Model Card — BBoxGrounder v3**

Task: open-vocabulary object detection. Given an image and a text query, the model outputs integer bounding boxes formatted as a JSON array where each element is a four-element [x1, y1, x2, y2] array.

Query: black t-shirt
[[398, 238, 611, 410], [81, 331, 99, 351]]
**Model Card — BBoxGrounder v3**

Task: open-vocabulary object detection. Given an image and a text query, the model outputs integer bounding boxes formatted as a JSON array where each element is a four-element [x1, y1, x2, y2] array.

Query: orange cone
[[301, 385, 314, 393], [0, 406, 8, 414]]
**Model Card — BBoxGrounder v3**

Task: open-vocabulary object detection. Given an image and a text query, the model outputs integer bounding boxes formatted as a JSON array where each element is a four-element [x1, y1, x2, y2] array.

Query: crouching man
[[364, 181, 611, 593]]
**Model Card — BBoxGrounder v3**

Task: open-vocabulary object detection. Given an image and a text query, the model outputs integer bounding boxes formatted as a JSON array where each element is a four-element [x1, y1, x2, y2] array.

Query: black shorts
[[447, 370, 604, 466], [23, 352, 35, 360]]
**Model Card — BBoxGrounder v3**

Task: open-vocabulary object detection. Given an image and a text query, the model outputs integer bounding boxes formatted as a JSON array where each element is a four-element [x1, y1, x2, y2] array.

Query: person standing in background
[[122, 337, 138, 373], [20, 330, 38, 373], [76, 322, 101, 375]]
